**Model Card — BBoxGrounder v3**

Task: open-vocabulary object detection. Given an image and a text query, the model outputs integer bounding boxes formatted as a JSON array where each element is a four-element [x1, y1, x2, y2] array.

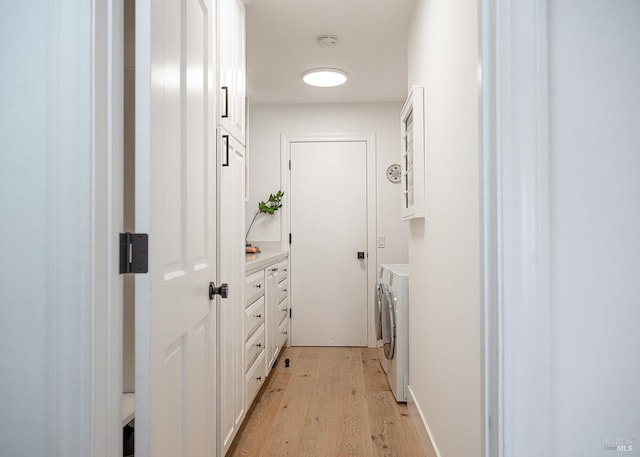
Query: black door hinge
[[289, 233, 292, 244], [289, 308, 292, 319], [288, 159, 291, 170], [119, 232, 149, 274]]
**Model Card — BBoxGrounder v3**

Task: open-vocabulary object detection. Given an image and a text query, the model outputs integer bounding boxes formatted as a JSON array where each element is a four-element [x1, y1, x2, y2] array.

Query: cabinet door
[[218, 131, 246, 454], [265, 266, 278, 375], [401, 86, 425, 220], [218, 0, 246, 143]]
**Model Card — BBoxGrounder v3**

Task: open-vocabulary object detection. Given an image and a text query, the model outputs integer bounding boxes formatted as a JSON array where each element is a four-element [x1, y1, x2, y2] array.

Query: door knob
[[357, 251, 365, 259], [209, 282, 228, 299]]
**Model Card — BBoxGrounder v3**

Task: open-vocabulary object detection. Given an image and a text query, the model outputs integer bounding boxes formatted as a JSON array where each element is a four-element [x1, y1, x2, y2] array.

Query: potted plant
[[245, 190, 283, 252]]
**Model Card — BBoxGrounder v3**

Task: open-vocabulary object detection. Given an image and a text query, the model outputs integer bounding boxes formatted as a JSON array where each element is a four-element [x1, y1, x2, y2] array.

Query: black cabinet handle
[[222, 135, 229, 167], [221, 86, 229, 118]]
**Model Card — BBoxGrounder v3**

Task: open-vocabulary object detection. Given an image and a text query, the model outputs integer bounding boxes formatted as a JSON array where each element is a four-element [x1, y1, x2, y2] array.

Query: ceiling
[[245, 0, 416, 105]]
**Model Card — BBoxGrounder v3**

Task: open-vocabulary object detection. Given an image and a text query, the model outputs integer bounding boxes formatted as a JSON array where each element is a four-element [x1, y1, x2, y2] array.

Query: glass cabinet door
[[400, 86, 425, 220]]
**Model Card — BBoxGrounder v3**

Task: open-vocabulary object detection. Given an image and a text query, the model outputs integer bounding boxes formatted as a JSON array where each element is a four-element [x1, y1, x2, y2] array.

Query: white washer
[[375, 267, 389, 374], [379, 264, 409, 402]]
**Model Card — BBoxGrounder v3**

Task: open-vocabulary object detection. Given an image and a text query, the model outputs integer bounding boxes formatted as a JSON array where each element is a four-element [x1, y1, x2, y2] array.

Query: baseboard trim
[[407, 385, 442, 457]]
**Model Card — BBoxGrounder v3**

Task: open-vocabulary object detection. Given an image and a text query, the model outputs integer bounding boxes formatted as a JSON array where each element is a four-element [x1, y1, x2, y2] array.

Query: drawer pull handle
[[270, 268, 278, 272], [283, 288, 288, 292], [255, 284, 262, 289], [256, 314, 262, 319], [256, 376, 262, 381], [256, 343, 262, 348], [282, 331, 288, 335]]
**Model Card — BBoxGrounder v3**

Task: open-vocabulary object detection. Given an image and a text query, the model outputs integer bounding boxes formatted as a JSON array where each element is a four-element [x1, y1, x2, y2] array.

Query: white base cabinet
[[266, 259, 289, 375], [245, 252, 289, 388], [242, 270, 266, 410], [218, 252, 289, 455]]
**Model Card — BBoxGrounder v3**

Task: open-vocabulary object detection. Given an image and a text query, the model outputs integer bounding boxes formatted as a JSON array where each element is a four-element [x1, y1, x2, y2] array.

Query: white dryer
[[379, 264, 409, 402]]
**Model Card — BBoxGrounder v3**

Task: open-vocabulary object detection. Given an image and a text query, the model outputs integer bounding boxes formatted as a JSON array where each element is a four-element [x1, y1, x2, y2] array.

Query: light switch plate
[[377, 236, 385, 248]]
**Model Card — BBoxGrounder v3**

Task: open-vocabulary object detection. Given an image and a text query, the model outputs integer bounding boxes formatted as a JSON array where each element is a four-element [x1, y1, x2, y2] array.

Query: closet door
[[135, 0, 217, 455]]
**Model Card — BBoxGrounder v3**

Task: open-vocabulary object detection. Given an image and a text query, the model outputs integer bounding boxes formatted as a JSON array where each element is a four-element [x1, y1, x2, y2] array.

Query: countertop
[[245, 250, 288, 273]]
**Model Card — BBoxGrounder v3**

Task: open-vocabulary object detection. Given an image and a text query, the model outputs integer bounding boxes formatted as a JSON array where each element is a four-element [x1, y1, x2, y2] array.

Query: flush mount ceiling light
[[302, 68, 348, 88]]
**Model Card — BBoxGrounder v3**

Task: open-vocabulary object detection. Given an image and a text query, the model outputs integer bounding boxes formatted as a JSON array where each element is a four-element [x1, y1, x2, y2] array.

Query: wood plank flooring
[[227, 347, 430, 457]]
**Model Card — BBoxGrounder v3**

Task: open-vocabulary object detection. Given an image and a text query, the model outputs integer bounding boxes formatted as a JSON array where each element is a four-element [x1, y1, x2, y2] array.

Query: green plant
[[257, 190, 284, 215], [246, 190, 284, 246]]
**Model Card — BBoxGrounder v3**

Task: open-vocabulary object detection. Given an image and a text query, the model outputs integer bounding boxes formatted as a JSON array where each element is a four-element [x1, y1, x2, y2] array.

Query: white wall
[[0, 4, 49, 455], [0, 1, 97, 456], [548, 0, 640, 454], [247, 103, 408, 267], [406, 0, 482, 456]]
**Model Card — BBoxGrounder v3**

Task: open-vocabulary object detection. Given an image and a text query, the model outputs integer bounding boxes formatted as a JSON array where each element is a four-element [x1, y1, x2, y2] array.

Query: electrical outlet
[[377, 236, 385, 248]]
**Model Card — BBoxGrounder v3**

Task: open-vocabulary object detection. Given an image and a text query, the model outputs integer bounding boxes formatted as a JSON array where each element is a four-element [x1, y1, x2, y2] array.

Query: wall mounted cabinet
[[218, 0, 246, 144], [400, 86, 425, 220]]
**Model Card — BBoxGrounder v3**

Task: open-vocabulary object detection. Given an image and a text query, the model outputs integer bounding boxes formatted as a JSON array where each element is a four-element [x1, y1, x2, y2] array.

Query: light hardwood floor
[[228, 347, 432, 457]]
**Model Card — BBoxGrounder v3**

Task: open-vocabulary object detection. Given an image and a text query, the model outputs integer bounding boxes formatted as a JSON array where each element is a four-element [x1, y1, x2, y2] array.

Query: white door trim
[[93, 0, 124, 456], [483, 0, 553, 456], [281, 133, 378, 347], [39, 0, 124, 455]]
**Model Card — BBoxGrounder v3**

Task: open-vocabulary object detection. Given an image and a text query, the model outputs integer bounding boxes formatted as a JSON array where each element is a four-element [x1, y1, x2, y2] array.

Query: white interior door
[[135, 0, 217, 455], [290, 141, 368, 346]]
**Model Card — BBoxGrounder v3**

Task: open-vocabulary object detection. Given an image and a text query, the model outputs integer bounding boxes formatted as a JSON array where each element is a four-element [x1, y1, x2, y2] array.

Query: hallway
[[227, 347, 433, 457]]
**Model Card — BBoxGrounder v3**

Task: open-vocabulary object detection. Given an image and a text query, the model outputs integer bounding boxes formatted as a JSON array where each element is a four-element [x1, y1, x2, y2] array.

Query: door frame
[[281, 133, 378, 347], [481, 0, 553, 456], [96, 0, 125, 455]]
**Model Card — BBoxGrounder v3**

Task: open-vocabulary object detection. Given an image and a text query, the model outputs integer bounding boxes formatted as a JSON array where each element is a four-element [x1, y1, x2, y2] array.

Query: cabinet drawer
[[245, 323, 265, 372], [245, 270, 265, 306], [245, 350, 266, 407], [276, 260, 288, 281], [277, 277, 288, 305], [278, 317, 289, 348], [244, 296, 265, 340]]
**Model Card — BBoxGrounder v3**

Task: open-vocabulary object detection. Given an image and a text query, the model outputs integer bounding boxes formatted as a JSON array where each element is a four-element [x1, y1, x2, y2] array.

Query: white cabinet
[[242, 272, 266, 408], [219, 131, 246, 455], [216, 0, 247, 454], [266, 259, 289, 376], [401, 86, 426, 220], [218, 0, 246, 144], [235, 253, 288, 448]]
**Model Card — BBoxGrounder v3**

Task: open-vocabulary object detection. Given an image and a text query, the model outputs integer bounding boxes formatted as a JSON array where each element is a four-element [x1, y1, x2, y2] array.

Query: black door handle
[[209, 282, 228, 299], [357, 252, 365, 259]]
